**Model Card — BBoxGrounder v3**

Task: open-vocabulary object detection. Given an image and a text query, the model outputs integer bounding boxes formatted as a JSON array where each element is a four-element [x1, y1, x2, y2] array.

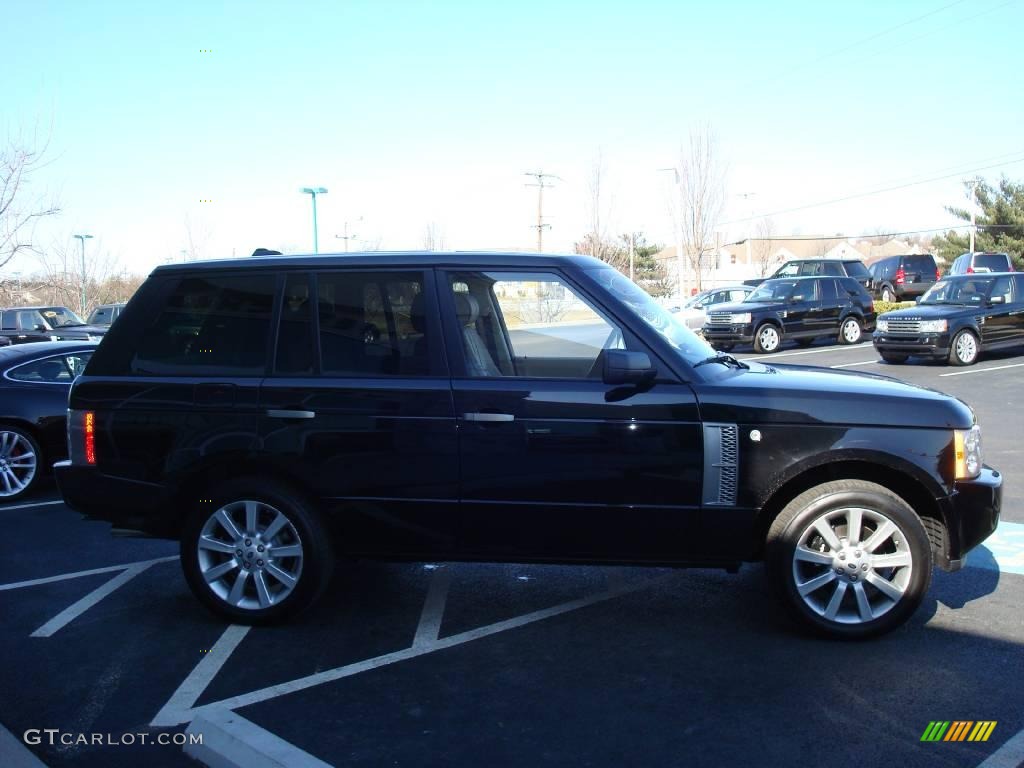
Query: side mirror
[[989, 295, 1005, 305], [603, 350, 656, 386]]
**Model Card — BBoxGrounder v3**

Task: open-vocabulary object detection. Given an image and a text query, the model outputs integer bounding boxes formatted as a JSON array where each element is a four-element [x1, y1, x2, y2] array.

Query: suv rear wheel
[[838, 317, 862, 344], [766, 479, 932, 638], [181, 478, 334, 624], [881, 286, 894, 302], [753, 323, 781, 354]]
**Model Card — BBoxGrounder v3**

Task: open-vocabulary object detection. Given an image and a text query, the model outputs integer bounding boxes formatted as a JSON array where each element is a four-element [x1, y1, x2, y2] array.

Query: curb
[[185, 709, 332, 768]]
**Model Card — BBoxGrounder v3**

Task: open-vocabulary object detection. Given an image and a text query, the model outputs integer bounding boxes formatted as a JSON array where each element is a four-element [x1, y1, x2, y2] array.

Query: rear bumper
[[54, 461, 178, 537], [936, 465, 1001, 571]]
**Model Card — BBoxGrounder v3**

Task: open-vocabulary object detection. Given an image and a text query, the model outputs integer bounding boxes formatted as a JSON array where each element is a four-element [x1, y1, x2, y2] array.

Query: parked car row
[[0, 303, 124, 346]]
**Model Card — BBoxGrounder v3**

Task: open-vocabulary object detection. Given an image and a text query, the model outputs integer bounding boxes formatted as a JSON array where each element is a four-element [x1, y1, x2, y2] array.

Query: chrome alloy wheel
[[758, 325, 780, 352], [0, 430, 37, 498], [197, 500, 304, 610], [791, 506, 913, 624], [955, 332, 978, 364], [841, 318, 861, 343]]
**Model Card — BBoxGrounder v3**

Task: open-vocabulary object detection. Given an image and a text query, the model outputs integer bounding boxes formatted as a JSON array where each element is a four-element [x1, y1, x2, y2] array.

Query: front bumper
[[873, 331, 952, 358], [703, 323, 755, 345], [936, 465, 1001, 571], [54, 460, 178, 537]]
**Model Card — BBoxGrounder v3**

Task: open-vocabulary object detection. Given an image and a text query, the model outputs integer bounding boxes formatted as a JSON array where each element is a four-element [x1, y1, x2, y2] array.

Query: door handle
[[266, 409, 316, 419], [463, 412, 515, 422]]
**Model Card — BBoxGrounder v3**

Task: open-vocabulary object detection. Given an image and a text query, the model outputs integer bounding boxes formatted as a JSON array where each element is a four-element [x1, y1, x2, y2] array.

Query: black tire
[[880, 351, 908, 364], [838, 316, 862, 345], [795, 338, 815, 348], [881, 286, 894, 303], [948, 329, 980, 366], [752, 323, 782, 354], [181, 477, 334, 624], [765, 479, 932, 639], [0, 424, 42, 502]]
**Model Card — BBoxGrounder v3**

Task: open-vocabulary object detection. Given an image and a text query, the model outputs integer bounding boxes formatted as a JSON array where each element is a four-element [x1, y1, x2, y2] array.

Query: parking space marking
[[0, 721, 48, 768], [0, 555, 178, 592], [967, 522, 1024, 576], [830, 360, 879, 368], [152, 624, 251, 728], [744, 342, 872, 361], [31, 561, 157, 637], [412, 566, 451, 648], [185, 709, 332, 768], [156, 574, 672, 726], [976, 725, 1024, 768], [940, 362, 1024, 377], [0, 500, 65, 512]]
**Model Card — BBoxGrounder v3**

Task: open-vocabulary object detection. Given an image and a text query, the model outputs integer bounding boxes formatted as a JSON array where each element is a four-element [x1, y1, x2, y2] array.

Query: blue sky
[[3, 0, 1023, 274]]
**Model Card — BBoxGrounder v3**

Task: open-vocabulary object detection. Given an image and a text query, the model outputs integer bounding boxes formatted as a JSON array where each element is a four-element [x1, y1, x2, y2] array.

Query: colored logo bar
[[921, 721, 997, 742]]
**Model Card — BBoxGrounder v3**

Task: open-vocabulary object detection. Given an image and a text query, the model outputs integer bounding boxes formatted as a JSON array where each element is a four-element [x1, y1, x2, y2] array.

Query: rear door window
[[130, 274, 276, 376], [819, 279, 838, 301]]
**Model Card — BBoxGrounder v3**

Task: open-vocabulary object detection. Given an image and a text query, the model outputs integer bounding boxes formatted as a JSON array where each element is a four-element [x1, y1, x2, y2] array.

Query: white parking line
[[744, 342, 872, 361], [185, 709, 332, 768], [940, 362, 1024, 377], [830, 360, 879, 368], [151, 625, 252, 728], [0, 722, 48, 768], [0, 500, 65, 512], [31, 561, 156, 637], [977, 726, 1024, 767], [0, 556, 178, 592], [413, 566, 451, 648], [155, 574, 672, 726]]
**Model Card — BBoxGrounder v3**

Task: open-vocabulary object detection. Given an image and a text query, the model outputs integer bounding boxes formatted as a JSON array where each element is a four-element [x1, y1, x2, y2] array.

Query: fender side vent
[[703, 423, 739, 506]]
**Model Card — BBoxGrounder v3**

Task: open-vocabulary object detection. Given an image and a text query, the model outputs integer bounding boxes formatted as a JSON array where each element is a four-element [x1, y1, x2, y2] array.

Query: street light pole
[[301, 187, 328, 254], [964, 178, 981, 253], [73, 234, 93, 314]]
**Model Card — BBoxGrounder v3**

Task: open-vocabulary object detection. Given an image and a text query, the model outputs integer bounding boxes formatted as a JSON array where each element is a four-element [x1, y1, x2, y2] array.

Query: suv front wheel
[[181, 478, 334, 624], [766, 479, 932, 638]]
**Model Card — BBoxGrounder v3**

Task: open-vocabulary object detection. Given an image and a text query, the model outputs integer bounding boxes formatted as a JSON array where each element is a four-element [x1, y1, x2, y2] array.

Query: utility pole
[[73, 234, 93, 314], [335, 217, 363, 252], [524, 171, 559, 252], [964, 177, 982, 253]]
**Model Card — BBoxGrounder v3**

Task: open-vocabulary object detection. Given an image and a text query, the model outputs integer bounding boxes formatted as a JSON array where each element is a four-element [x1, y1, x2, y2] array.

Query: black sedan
[[0, 341, 97, 501]]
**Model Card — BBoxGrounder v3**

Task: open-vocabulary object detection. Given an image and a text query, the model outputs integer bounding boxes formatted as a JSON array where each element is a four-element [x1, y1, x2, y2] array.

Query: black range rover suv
[[56, 252, 1000, 638], [874, 273, 1024, 365], [703, 276, 875, 353]]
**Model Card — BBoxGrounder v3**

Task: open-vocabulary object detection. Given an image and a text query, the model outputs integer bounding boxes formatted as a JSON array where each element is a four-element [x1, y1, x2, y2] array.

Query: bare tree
[[35, 236, 118, 315], [422, 222, 446, 251], [1, 131, 61, 269], [673, 125, 726, 292], [183, 214, 212, 262], [753, 217, 776, 276], [583, 149, 621, 266]]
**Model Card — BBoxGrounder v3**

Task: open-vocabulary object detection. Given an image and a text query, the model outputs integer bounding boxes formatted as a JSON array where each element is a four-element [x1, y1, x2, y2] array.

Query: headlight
[[876, 319, 888, 332], [730, 312, 752, 324], [919, 319, 948, 333], [954, 425, 982, 479]]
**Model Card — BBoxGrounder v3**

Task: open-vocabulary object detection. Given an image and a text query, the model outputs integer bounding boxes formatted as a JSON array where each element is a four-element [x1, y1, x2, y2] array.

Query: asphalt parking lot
[[2, 338, 1024, 768]]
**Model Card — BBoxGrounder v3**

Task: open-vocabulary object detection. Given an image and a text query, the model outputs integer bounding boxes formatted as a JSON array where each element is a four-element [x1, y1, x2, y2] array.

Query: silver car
[[671, 285, 754, 330]]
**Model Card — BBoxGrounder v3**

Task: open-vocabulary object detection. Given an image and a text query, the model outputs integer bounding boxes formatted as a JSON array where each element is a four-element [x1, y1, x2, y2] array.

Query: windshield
[[39, 307, 86, 327], [589, 267, 715, 365], [746, 280, 797, 303], [683, 290, 713, 309], [920, 278, 995, 305]]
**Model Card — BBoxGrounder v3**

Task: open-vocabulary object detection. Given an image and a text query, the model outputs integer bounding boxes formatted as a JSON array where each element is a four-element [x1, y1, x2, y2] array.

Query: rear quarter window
[[843, 261, 869, 277]]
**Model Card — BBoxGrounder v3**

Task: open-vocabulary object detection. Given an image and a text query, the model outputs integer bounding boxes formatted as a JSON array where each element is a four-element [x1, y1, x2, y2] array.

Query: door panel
[[442, 269, 703, 560]]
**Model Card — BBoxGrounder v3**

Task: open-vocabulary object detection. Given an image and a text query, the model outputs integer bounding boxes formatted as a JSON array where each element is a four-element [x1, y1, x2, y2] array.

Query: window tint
[[775, 262, 800, 277], [900, 255, 936, 272], [821, 261, 844, 276], [317, 271, 429, 376], [88, 307, 111, 324], [1013, 275, 1024, 300], [448, 271, 627, 379], [798, 262, 820, 276], [990, 275, 1014, 304], [8, 352, 93, 382], [843, 261, 870, 277], [791, 281, 818, 302], [820, 279, 838, 300], [130, 274, 275, 375], [973, 253, 1011, 272], [0, 311, 15, 330], [275, 273, 315, 374]]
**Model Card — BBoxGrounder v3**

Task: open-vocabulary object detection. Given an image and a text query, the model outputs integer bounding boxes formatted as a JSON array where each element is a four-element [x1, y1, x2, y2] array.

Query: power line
[[718, 155, 1024, 226], [741, 223, 1020, 243]]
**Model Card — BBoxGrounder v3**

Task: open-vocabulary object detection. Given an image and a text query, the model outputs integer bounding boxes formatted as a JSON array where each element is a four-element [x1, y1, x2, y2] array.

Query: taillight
[[84, 411, 96, 465], [967, 267, 974, 274], [935, 268, 941, 280], [895, 267, 905, 285]]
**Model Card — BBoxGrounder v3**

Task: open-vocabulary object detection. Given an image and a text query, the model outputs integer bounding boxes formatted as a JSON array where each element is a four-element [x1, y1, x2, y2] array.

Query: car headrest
[[454, 293, 480, 327], [410, 294, 427, 333], [38, 360, 65, 381]]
